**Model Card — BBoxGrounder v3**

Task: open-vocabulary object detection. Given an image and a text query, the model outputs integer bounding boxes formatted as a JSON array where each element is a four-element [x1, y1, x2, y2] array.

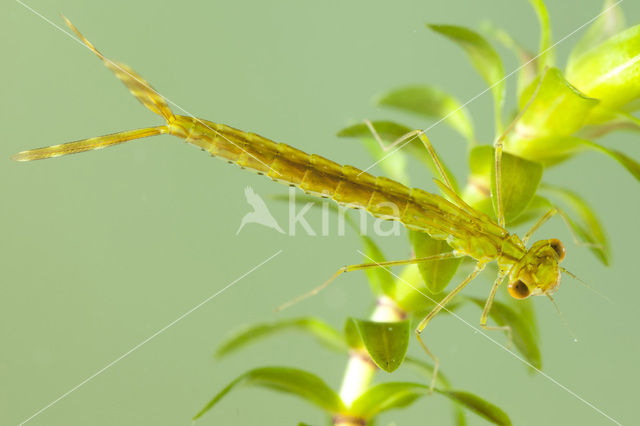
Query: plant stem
[[335, 296, 406, 425]]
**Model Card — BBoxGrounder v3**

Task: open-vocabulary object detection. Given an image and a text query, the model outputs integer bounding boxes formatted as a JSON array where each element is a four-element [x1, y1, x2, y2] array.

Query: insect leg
[[522, 208, 558, 244], [364, 120, 455, 192], [416, 130, 455, 191], [493, 68, 548, 227], [415, 261, 486, 392], [523, 206, 602, 249], [275, 252, 462, 312], [479, 269, 512, 347]]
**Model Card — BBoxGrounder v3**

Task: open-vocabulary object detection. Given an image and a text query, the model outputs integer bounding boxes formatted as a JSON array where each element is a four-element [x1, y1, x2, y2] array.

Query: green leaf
[[215, 317, 347, 358], [566, 24, 640, 118], [466, 297, 541, 370], [510, 297, 539, 345], [467, 145, 543, 224], [540, 185, 610, 265], [528, 0, 554, 71], [352, 318, 410, 372], [586, 141, 640, 182], [349, 382, 510, 425], [505, 135, 588, 166], [193, 367, 345, 420], [435, 389, 512, 426], [377, 85, 475, 142], [337, 121, 459, 192], [428, 24, 505, 134], [409, 231, 461, 294], [568, 0, 626, 68], [514, 68, 599, 140], [349, 382, 430, 419], [466, 147, 548, 224]]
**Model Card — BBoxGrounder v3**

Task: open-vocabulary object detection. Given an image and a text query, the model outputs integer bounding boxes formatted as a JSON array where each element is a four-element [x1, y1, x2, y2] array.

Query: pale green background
[[2, 1, 639, 425]]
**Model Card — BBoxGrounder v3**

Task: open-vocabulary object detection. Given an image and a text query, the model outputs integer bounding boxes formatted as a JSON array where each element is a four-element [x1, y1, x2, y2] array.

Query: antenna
[[560, 267, 612, 304], [546, 294, 579, 343]]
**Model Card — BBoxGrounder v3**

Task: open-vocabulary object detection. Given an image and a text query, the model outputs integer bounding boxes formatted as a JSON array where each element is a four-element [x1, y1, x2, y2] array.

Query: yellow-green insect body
[[13, 17, 568, 390]]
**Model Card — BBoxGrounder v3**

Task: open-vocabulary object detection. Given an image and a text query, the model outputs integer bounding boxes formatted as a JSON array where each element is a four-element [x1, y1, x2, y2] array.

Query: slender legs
[[493, 68, 548, 227], [523, 208, 558, 244], [415, 261, 487, 392], [364, 120, 455, 192], [479, 269, 512, 346], [275, 252, 461, 312]]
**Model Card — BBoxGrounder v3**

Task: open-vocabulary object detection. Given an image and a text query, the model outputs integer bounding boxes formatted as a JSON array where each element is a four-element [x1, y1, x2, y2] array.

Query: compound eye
[[508, 280, 531, 299], [549, 239, 566, 261]]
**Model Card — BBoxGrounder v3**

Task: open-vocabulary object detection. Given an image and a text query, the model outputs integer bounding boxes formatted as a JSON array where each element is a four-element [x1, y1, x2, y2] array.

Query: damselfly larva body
[[13, 17, 568, 389]]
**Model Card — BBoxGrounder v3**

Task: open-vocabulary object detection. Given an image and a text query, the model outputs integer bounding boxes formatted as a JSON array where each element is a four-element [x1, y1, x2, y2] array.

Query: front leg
[[479, 269, 512, 347]]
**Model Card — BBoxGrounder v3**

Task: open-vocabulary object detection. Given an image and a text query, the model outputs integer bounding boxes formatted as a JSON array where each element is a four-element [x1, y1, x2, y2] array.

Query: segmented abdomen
[[169, 116, 506, 257]]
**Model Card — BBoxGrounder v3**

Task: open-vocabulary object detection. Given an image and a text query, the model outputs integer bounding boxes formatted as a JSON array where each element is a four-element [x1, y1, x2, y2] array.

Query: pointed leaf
[[428, 24, 505, 134], [568, 0, 626, 67], [506, 135, 589, 166], [337, 121, 459, 191], [586, 141, 640, 182], [215, 317, 347, 358], [350, 382, 510, 425], [435, 389, 512, 426], [349, 382, 430, 419], [514, 68, 599, 140], [377, 85, 475, 142], [352, 318, 410, 372], [409, 231, 461, 294], [528, 0, 554, 71], [540, 185, 610, 265], [566, 24, 640, 118], [466, 297, 541, 370], [193, 367, 345, 420]]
